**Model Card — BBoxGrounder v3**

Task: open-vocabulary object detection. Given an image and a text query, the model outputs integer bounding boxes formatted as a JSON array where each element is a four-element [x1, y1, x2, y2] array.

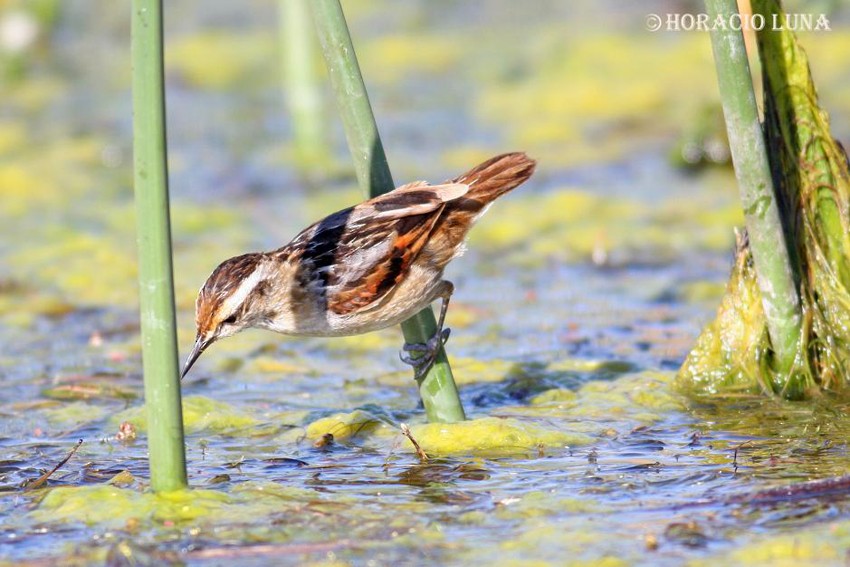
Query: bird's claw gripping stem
[[399, 283, 454, 382], [399, 327, 451, 381]]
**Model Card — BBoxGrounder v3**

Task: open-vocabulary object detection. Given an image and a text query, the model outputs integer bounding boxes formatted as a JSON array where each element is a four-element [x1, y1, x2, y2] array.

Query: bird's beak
[[182, 335, 211, 380]]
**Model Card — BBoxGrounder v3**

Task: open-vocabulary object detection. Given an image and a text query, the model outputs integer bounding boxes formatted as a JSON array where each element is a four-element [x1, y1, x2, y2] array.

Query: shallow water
[[4, 1, 850, 565]]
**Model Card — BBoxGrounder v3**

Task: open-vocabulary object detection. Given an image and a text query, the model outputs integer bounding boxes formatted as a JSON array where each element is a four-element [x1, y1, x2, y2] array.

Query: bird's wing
[[281, 182, 468, 315]]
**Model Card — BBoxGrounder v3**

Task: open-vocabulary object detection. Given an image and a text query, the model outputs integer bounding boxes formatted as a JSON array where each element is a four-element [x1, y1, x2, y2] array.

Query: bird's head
[[182, 253, 273, 379]]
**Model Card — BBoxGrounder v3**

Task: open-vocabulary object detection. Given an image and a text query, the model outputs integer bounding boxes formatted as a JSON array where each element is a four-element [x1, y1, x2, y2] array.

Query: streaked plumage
[[183, 152, 536, 377]]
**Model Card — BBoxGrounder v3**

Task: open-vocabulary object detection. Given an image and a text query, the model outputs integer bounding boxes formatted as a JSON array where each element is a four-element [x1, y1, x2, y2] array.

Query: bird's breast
[[260, 262, 444, 338]]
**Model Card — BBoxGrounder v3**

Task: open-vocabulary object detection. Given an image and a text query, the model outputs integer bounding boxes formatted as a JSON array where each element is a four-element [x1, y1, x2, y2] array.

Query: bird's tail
[[451, 152, 536, 212], [422, 152, 536, 267]]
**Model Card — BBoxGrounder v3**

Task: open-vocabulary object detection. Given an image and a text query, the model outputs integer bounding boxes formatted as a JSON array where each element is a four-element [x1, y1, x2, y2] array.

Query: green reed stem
[[308, 0, 465, 423], [131, 0, 188, 491], [705, 0, 802, 374], [281, 0, 326, 172]]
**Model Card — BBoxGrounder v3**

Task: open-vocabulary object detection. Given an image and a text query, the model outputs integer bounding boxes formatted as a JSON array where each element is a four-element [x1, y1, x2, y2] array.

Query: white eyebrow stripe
[[220, 263, 265, 318]]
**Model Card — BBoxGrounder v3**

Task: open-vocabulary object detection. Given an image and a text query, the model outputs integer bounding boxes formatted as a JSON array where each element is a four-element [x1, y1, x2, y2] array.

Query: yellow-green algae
[[531, 371, 682, 415], [687, 391, 850, 477], [0, 136, 103, 216], [467, 23, 850, 173], [31, 485, 230, 527], [447, 357, 518, 385], [302, 371, 683, 457], [358, 33, 464, 84], [304, 409, 388, 442], [321, 328, 398, 353], [467, 187, 743, 267], [679, 234, 771, 395], [0, 121, 26, 154], [301, 408, 590, 457], [407, 417, 591, 457], [493, 491, 606, 521], [474, 31, 717, 169], [0, 290, 75, 324], [165, 31, 276, 90], [679, 1, 850, 398], [10, 232, 138, 306], [0, 131, 253, 313], [475, 519, 631, 567], [499, 371, 685, 443], [691, 519, 850, 567], [42, 401, 110, 430], [30, 480, 323, 529], [27, 476, 457, 562], [675, 280, 727, 304], [529, 388, 577, 406], [42, 382, 138, 402], [113, 396, 270, 436], [374, 355, 609, 390], [249, 355, 311, 375]]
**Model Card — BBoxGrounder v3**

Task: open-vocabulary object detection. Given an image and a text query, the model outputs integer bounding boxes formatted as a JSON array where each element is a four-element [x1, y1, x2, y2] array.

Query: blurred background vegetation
[[1, 0, 848, 315], [1, 0, 848, 316]]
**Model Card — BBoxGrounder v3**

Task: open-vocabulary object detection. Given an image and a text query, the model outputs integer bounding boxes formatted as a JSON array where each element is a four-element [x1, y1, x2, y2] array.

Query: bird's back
[[264, 152, 535, 335]]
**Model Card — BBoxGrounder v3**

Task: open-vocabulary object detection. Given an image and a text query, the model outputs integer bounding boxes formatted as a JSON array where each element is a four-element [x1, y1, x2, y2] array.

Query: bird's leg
[[399, 281, 454, 381]]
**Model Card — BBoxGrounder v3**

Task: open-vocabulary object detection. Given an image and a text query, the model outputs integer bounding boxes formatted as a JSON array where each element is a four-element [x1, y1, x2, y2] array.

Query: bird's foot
[[399, 328, 451, 381]]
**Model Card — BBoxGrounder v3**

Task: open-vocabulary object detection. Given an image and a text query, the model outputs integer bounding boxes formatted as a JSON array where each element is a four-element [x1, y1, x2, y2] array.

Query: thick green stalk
[[308, 0, 465, 423], [131, 0, 188, 491], [281, 0, 326, 171], [705, 0, 802, 373]]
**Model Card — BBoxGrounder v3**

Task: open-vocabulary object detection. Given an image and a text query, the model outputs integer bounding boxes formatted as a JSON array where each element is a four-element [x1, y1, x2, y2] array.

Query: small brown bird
[[182, 152, 536, 379]]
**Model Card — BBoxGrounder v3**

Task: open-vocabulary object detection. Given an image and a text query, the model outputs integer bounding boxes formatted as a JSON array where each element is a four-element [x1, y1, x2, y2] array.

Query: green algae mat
[[679, 0, 850, 401], [5, 1, 850, 566]]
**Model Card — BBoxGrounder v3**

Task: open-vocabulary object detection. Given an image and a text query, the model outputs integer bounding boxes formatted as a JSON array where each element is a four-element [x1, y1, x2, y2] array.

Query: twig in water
[[382, 434, 405, 473], [24, 439, 83, 491], [400, 424, 429, 463], [732, 440, 753, 472]]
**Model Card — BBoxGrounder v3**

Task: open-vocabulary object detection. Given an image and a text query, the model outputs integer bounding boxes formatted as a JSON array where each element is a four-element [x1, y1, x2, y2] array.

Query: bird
[[182, 152, 536, 381]]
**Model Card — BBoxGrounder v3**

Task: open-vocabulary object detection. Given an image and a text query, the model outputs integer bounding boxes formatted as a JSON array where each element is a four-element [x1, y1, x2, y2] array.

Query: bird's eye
[[222, 314, 238, 326]]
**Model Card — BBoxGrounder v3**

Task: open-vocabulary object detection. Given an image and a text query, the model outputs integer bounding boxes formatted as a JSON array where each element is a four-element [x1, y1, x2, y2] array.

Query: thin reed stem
[[281, 0, 326, 172], [131, 0, 188, 490], [705, 0, 802, 375], [308, 0, 465, 422]]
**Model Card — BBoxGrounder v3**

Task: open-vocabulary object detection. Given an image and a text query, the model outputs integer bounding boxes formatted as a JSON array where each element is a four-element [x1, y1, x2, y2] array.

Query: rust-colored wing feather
[[275, 182, 468, 316]]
